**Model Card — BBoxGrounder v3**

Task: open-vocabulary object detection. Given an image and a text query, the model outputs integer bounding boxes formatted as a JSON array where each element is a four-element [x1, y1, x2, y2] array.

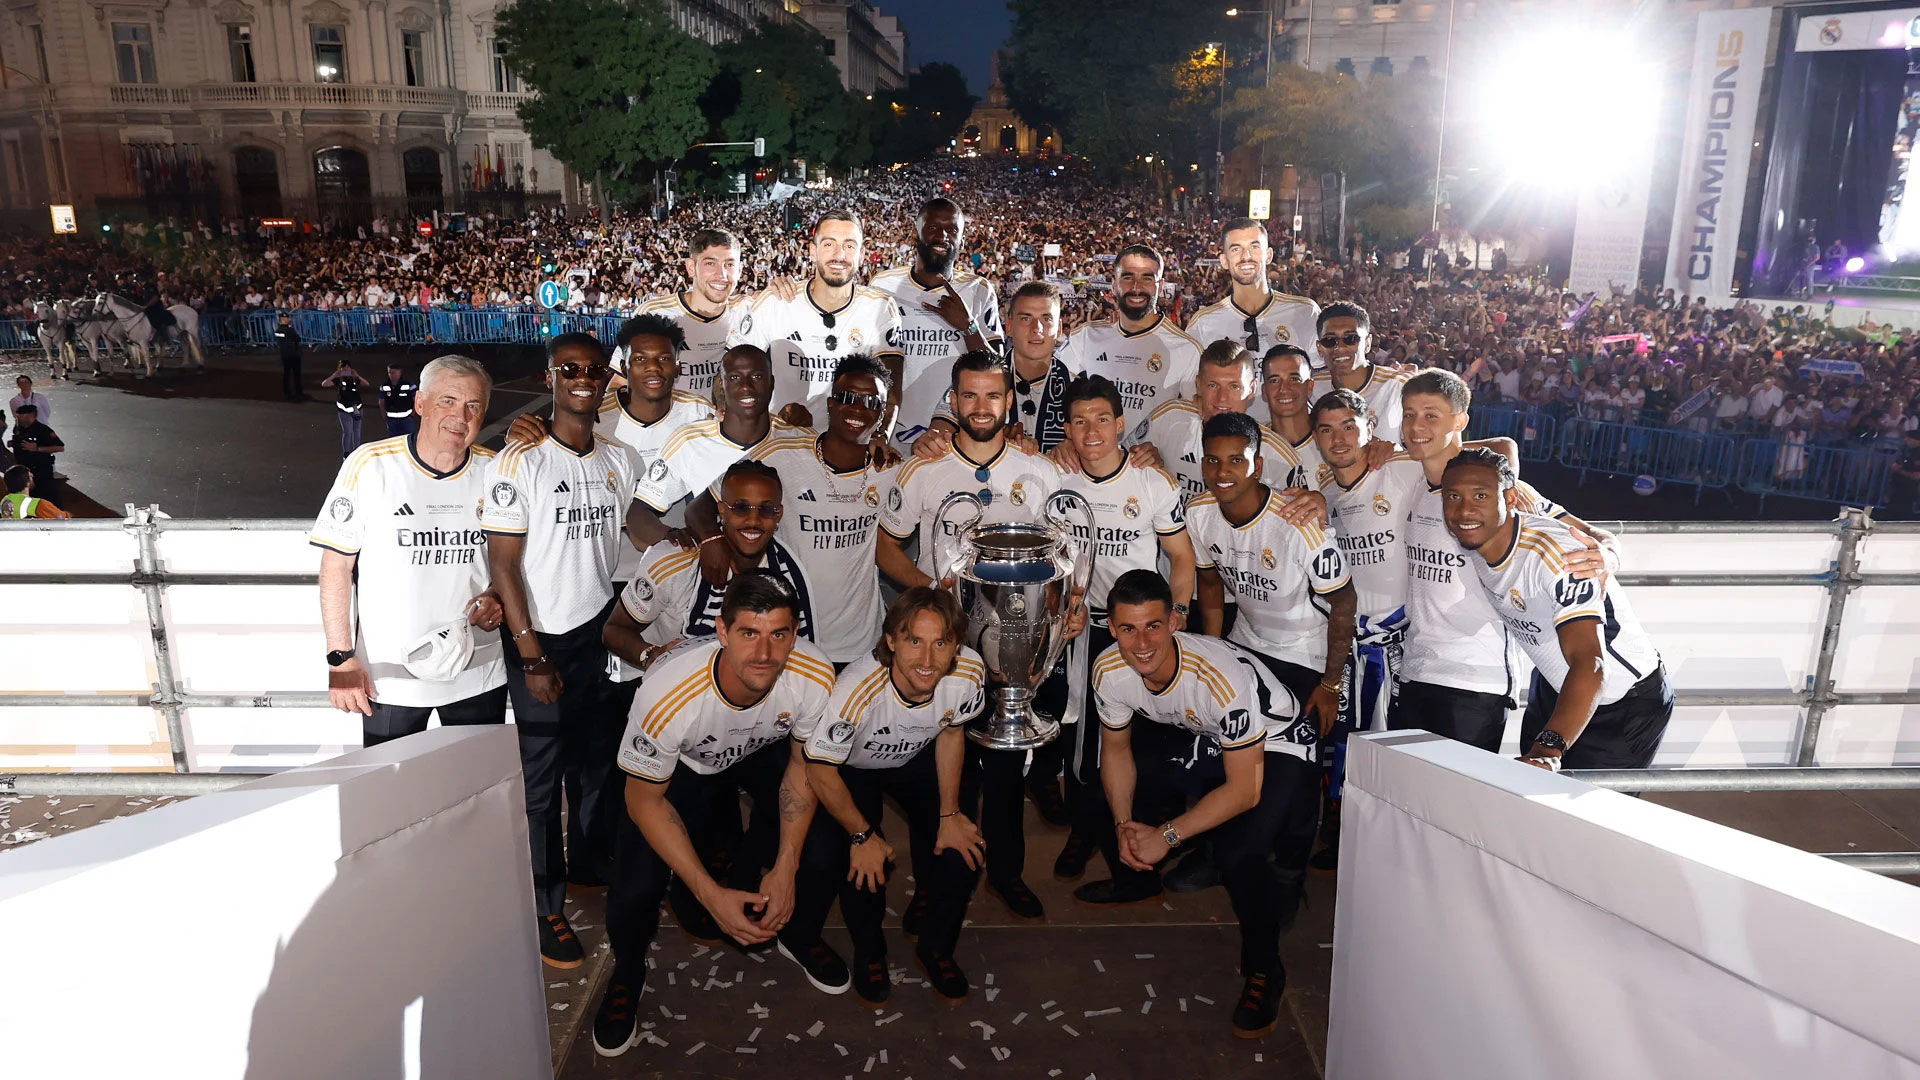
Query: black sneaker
[[776, 937, 852, 995], [1027, 778, 1071, 827], [668, 878, 723, 946], [851, 953, 891, 1008], [986, 877, 1045, 920], [915, 947, 969, 1003], [1073, 876, 1163, 906], [1231, 967, 1286, 1039], [1164, 843, 1221, 894], [901, 891, 931, 940], [1052, 829, 1096, 882], [538, 914, 585, 969], [591, 975, 640, 1057]]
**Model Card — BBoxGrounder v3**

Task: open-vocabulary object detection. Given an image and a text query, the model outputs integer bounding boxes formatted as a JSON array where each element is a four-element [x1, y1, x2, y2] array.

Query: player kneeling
[[785, 588, 990, 1007], [1094, 569, 1319, 1040]]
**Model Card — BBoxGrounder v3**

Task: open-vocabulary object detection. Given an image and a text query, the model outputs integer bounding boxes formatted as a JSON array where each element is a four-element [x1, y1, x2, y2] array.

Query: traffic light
[[754, 137, 766, 157], [541, 258, 558, 275]]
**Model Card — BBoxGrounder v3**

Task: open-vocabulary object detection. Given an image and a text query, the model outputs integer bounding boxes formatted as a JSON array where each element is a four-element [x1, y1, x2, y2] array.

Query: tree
[[493, 0, 716, 217], [876, 62, 975, 164], [707, 20, 871, 177], [1229, 65, 1440, 221]]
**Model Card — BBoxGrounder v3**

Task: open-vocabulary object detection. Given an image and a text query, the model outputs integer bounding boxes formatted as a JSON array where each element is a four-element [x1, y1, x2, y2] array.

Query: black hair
[[813, 208, 861, 235], [1201, 410, 1262, 449], [1114, 243, 1164, 274], [918, 197, 964, 230], [617, 313, 687, 352], [1063, 373, 1125, 417], [1260, 343, 1313, 381], [832, 352, 892, 396], [1220, 217, 1267, 241], [1442, 446, 1516, 490], [1309, 387, 1370, 424], [1404, 367, 1471, 413], [720, 459, 784, 498], [1316, 300, 1371, 334], [950, 348, 1014, 393], [1108, 568, 1173, 613], [4, 465, 30, 493], [547, 331, 605, 360], [720, 570, 800, 625]]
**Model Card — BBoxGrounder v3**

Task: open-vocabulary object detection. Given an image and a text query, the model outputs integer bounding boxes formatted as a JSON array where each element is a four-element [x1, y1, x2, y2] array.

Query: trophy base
[[965, 709, 1061, 751]]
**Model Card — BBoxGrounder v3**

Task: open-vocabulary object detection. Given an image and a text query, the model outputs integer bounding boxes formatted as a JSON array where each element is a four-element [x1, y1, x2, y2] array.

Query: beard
[[1116, 292, 1154, 319], [960, 409, 1008, 443], [916, 240, 955, 277]]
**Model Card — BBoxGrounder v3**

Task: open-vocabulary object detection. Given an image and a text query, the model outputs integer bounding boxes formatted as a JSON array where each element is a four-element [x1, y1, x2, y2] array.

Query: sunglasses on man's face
[[832, 390, 886, 411], [552, 362, 613, 381], [1318, 331, 1365, 349], [721, 501, 782, 518]]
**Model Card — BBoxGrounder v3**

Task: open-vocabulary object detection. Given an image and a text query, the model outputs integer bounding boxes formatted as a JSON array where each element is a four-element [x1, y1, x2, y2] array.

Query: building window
[[113, 24, 158, 84], [1410, 55, 1431, 76], [823, 38, 835, 56], [402, 30, 426, 86], [228, 25, 257, 83], [1334, 57, 1357, 77], [491, 39, 517, 92], [1371, 56, 1394, 77], [312, 26, 346, 83], [29, 25, 49, 82]]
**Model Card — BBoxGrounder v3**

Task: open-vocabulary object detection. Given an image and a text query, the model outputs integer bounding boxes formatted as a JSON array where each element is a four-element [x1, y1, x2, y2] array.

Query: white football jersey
[[1145, 398, 1307, 506], [1059, 316, 1202, 445], [1063, 459, 1186, 609], [1319, 457, 1426, 630], [1402, 477, 1563, 696], [868, 266, 1004, 448], [1092, 632, 1311, 762], [728, 286, 904, 421], [1310, 365, 1416, 445], [880, 441, 1065, 579], [1188, 488, 1351, 670], [617, 638, 835, 780], [749, 433, 897, 663], [1185, 292, 1319, 423], [594, 387, 714, 572], [310, 437, 506, 708], [480, 434, 639, 634], [632, 416, 805, 515], [1472, 513, 1661, 706], [620, 539, 817, 650], [800, 650, 988, 769], [633, 291, 751, 398]]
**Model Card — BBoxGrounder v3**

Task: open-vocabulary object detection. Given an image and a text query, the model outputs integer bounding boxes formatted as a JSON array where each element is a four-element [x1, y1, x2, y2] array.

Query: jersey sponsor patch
[[1554, 575, 1596, 607], [629, 731, 658, 758], [1221, 708, 1252, 742]]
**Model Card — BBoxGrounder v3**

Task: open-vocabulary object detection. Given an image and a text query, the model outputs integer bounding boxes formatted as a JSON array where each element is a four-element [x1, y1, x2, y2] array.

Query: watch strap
[[848, 828, 874, 846], [1161, 822, 1182, 849]]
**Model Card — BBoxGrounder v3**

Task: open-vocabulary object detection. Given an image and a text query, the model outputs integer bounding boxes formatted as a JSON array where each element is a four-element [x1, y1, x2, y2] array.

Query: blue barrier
[[1557, 418, 1737, 503], [1466, 406, 1559, 462], [1735, 438, 1893, 511]]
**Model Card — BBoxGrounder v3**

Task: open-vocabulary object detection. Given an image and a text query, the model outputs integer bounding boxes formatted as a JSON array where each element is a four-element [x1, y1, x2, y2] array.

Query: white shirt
[[632, 416, 805, 515], [594, 387, 714, 574], [1093, 632, 1311, 762], [9, 391, 50, 424], [728, 286, 904, 421], [633, 291, 752, 399], [1320, 457, 1426, 631], [1145, 398, 1306, 506], [1059, 316, 1202, 445], [1184, 292, 1319, 422], [617, 639, 835, 780], [748, 433, 897, 662], [1188, 487, 1351, 670], [620, 538, 817, 657], [1066, 459, 1186, 609], [868, 266, 1004, 448], [1401, 477, 1563, 696], [800, 651, 988, 769], [310, 437, 506, 708], [1311, 365, 1415, 445], [480, 433, 640, 634], [880, 441, 1065, 579], [1472, 513, 1661, 705]]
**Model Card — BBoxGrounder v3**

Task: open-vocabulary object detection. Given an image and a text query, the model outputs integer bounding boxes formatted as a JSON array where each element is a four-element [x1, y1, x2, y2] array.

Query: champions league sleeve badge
[[328, 497, 354, 522], [490, 482, 517, 507]]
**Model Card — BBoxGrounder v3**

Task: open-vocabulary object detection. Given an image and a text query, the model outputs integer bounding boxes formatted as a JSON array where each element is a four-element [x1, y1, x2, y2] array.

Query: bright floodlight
[[1474, 31, 1660, 186], [1846, 256, 1866, 273]]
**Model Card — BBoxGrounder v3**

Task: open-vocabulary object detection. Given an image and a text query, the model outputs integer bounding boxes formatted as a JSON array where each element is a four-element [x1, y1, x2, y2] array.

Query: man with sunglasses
[[871, 198, 1004, 450], [1185, 219, 1320, 422], [1310, 301, 1414, 446], [1060, 244, 1202, 447], [482, 331, 644, 971], [728, 210, 906, 432], [878, 348, 1065, 921]]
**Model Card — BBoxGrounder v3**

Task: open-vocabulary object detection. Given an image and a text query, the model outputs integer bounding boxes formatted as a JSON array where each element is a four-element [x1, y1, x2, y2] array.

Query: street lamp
[[1225, 7, 1275, 88], [1207, 42, 1225, 207]]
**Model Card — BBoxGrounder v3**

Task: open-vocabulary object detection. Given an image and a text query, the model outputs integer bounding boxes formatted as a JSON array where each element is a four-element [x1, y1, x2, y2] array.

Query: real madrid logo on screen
[[1820, 17, 1843, 45]]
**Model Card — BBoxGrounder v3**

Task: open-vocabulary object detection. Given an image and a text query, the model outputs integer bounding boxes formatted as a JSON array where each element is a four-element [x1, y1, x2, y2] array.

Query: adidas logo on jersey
[[553, 480, 572, 494], [796, 490, 817, 501], [787, 331, 804, 343], [1181, 452, 1197, 464], [394, 503, 416, 516]]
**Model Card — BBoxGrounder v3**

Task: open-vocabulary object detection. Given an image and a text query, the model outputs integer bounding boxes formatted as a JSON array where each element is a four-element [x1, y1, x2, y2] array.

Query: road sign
[[1248, 189, 1272, 221], [49, 205, 76, 234], [1292, 215, 1305, 233], [537, 280, 568, 309], [416, 219, 433, 238]]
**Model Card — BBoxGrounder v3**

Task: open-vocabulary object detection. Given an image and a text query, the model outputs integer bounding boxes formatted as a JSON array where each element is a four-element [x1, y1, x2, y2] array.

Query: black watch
[[326, 647, 355, 667], [1530, 729, 1569, 753], [848, 828, 874, 847]]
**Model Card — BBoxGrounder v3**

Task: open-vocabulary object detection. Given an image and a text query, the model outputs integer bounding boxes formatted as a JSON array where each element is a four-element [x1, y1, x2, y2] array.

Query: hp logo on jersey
[[1553, 575, 1595, 607]]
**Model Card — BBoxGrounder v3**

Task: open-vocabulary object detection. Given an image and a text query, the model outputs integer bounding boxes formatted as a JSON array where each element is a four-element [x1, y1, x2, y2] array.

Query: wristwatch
[[848, 828, 875, 847], [326, 647, 355, 667], [1161, 822, 1183, 850], [1530, 729, 1569, 753], [1173, 603, 1191, 617]]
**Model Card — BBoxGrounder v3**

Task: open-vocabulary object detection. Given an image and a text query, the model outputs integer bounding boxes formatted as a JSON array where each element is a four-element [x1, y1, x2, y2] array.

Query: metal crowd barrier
[[1465, 405, 1559, 462], [1558, 417, 1739, 502], [1736, 438, 1895, 512], [0, 306, 635, 354]]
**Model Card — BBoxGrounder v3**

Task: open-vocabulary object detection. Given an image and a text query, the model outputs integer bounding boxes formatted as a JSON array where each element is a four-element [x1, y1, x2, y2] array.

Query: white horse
[[30, 300, 78, 379], [69, 298, 126, 375], [94, 292, 206, 376]]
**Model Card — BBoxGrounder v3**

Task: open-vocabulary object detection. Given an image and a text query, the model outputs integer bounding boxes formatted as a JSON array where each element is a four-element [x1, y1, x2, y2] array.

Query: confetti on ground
[[748, 1026, 762, 1042], [1162, 902, 1173, 911], [1134, 954, 1154, 959], [1041, 1000, 1057, 1009], [787, 1034, 802, 1042], [948, 1054, 966, 1070], [749, 1003, 770, 1019], [970, 1021, 996, 1041], [667, 972, 676, 985], [808, 1020, 826, 1037], [549, 1003, 568, 1012], [548, 981, 567, 989], [984, 973, 994, 985], [1145, 984, 1156, 998], [1045, 1010, 1064, 1022], [734, 1046, 758, 1054], [1061, 1025, 1080, 1037], [1255, 1054, 1263, 1063], [875, 1012, 903, 1026], [660, 1005, 675, 1019], [1083, 1008, 1120, 1017], [879, 1050, 888, 1064], [835, 1043, 849, 1057], [1011, 1012, 1027, 1025], [864, 1055, 876, 1073], [1049, 1071, 1062, 1078], [1193, 995, 1215, 1006], [1093, 960, 1105, 973], [1140, 1001, 1152, 1014], [984, 987, 1000, 1002], [992, 1047, 1010, 1062], [1178, 999, 1188, 1012], [685, 1041, 706, 1057]]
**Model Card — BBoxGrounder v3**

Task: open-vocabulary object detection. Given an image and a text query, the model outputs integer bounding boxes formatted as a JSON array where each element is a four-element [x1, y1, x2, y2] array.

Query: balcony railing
[[12, 82, 505, 114]]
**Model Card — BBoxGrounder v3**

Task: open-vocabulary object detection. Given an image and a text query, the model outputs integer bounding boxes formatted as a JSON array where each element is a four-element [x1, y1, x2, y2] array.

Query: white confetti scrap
[[1193, 995, 1215, 1005], [1041, 1000, 1057, 1009], [1140, 1001, 1152, 1014], [749, 1026, 762, 1042], [1145, 984, 1155, 998], [1045, 1010, 1064, 1022], [1061, 1025, 1080, 1037], [685, 1041, 706, 1057], [1083, 1008, 1120, 1017], [1134, 954, 1154, 959], [1093, 960, 1105, 973], [734, 1046, 758, 1054], [835, 1043, 849, 1056], [948, 1054, 966, 1070], [876, 1012, 903, 1026], [809, 1020, 826, 1037], [549, 1003, 568, 1011], [787, 1033, 801, 1042], [1011, 1012, 1027, 1025]]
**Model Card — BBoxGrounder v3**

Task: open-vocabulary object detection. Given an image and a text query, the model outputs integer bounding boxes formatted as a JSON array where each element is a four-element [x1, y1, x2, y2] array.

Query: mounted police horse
[[30, 299, 78, 380], [93, 292, 206, 377]]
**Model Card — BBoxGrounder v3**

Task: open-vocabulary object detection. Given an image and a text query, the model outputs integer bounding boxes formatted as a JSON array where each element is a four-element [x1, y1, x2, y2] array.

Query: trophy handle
[[930, 491, 984, 589], [1045, 490, 1097, 600]]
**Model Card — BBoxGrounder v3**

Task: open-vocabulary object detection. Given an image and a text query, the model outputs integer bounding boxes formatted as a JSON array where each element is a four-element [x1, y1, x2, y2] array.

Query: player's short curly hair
[[1443, 446, 1516, 491]]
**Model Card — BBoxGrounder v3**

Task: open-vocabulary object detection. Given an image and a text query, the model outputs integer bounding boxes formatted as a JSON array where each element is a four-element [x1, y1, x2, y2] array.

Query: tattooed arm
[[755, 740, 820, 930]]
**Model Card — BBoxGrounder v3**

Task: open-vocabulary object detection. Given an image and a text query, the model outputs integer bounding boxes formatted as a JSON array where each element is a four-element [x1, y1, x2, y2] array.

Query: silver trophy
[[931, 490, 1095, 750]]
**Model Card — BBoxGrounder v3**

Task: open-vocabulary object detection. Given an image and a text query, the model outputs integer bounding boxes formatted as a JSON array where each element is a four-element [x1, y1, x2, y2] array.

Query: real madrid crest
[[1509, 589, 1527, 612], [774, 711, 794, 734], [1123, 497, 1141, 519], [606, 469, 619, 494], [1373, 493, 1391, 516], [865, 485, 880, 508], [848, 328, 866, 350], [1147, 353, 1163, 373], [1009, 481, 1026, 506], [1260, 547, 1277, 570]]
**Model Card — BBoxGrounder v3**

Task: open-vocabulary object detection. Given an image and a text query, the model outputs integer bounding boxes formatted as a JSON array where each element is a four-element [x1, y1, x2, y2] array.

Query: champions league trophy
[[931, 490, 1095, 751]]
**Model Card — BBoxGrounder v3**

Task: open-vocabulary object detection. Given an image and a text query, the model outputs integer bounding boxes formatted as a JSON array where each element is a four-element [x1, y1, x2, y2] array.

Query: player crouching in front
[[784, 588, 990, 1007], [1094, 569, 1319, 1040]]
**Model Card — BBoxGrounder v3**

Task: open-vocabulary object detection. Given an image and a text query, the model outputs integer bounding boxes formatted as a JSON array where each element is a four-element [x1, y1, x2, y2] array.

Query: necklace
[[816, 436, 870, 502]]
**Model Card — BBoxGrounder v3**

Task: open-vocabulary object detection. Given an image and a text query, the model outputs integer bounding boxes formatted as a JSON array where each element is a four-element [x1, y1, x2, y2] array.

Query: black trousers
[[1245, 651, 1327, 881], [501, 602, 621, 917], [1521, 666, 1674, 769], [1389, 680, 1512, 753], [568, 678, 640, 884], [362, 683, 509, 747], [1136, 743, 1317, 977], [965, 654, 1070, 885], [605, 741, 790, 981], [789, 743, 978, 960], [280, 355, 303, 400]]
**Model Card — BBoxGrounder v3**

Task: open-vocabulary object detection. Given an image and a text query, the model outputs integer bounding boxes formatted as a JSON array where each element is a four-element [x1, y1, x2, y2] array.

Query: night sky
[[882, 0, 1012, 97]]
